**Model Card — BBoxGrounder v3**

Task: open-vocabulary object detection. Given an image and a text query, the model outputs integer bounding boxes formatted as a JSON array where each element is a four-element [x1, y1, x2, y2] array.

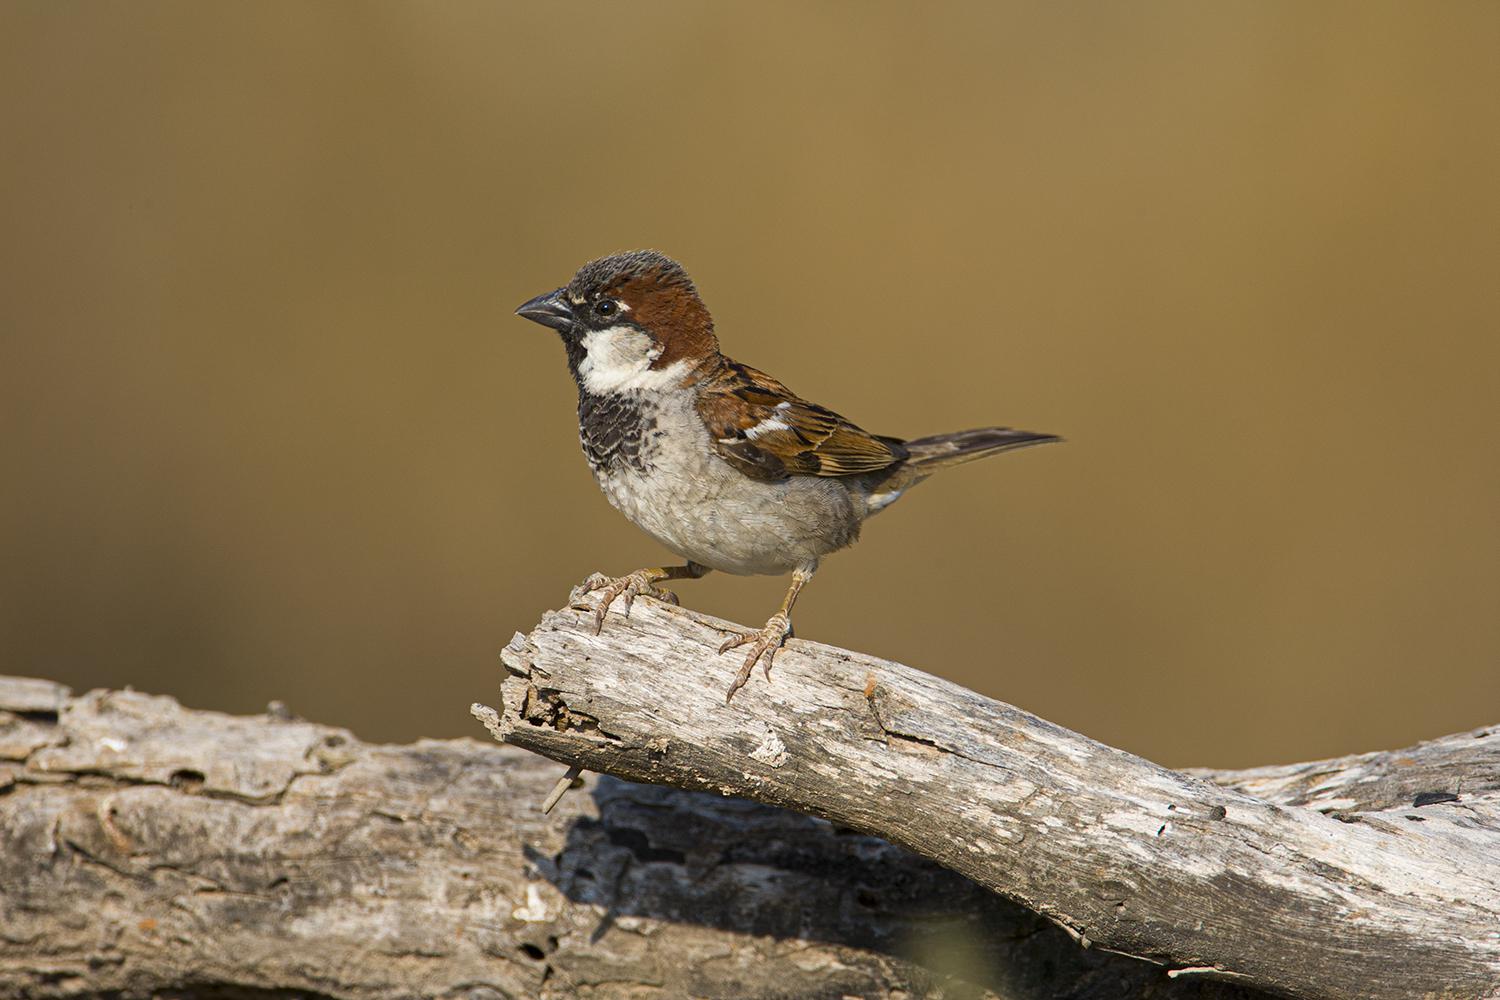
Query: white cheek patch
[[578, 326, 689, 394]]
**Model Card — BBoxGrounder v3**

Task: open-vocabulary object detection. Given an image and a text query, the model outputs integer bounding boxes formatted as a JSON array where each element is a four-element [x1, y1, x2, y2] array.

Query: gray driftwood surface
[[1, 674, 1261, 1000], [0, 603, 1495, 1000], [483, 600, 1500, 1000]]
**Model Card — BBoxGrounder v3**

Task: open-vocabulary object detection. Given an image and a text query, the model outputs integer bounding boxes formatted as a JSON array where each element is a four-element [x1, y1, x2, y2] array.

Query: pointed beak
[[514, 287, 575, 332]]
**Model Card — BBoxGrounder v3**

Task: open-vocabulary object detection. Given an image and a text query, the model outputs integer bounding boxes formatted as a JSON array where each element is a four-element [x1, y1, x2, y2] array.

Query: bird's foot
[[718, 612, 793, 703], [569, 570, 680, 634]]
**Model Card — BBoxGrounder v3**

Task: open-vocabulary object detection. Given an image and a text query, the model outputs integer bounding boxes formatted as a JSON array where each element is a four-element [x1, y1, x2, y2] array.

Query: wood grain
[[4, 592, 1495, 1000], [486, 599, 1500, 1000], [0, 674, 1262, 1000]]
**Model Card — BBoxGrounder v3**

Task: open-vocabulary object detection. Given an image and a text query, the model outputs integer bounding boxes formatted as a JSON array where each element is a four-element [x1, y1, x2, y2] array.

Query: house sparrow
[[516, 250, 1057, 702]]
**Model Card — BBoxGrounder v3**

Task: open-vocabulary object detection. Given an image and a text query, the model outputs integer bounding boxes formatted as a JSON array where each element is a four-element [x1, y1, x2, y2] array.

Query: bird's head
[[515, 250, 719, 394]]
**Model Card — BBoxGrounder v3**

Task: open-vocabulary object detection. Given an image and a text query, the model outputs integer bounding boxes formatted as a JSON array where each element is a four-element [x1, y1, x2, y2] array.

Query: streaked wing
[[695, 360, 907, 481]]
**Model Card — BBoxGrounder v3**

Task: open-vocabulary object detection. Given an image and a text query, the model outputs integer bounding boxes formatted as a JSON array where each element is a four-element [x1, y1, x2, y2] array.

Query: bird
[[515, 250, 1058, 702]]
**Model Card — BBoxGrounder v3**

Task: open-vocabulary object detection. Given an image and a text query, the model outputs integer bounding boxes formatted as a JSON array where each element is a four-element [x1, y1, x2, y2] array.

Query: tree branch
[[5, 590, 1495, 1000], [1, 673, 1270, 1000], [484, 600, 1500, 1000]]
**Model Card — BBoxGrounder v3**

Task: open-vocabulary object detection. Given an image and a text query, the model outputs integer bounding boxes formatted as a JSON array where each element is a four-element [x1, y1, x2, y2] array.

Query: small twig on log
[[540, 764, 583, 814], [484, 598, 1500, 1000]]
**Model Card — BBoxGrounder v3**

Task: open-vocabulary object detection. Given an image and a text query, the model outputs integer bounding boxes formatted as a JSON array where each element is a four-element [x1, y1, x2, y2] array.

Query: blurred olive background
[[2, 2, 1496, 769]]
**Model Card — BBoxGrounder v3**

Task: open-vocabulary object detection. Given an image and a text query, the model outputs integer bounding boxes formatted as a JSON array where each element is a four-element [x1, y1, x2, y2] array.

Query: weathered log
[[484, 600, 1500, 1000], [4, 591, 1496, 1000], [1, 673, 1270, 1000]]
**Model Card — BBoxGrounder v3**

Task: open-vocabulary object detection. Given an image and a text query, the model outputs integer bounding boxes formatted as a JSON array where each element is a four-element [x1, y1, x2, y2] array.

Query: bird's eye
[[596, 299, 617, 317]]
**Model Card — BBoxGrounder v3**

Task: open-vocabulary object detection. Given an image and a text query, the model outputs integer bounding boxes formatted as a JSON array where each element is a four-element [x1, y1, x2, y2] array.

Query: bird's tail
[[863, 427, 1058, 512], [902, 427, 1060, 474]]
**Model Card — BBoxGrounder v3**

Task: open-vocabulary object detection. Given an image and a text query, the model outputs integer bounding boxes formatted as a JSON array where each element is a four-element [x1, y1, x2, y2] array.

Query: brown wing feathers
[[696, 361, 908, 481]]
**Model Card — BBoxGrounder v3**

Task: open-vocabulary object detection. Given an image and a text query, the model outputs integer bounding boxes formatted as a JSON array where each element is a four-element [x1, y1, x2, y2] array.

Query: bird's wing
[[695, 360, 908, 481]]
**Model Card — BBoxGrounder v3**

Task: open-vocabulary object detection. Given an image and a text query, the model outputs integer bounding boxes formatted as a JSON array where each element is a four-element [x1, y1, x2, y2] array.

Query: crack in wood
[[472, 599, 1500, 1000]]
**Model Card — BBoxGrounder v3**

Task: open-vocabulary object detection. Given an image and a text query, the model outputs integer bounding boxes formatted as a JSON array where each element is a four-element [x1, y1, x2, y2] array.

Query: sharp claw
[[569, 573, 608, 608], [725, 651, 757, 704], [574, 571, 681, 635], [718, 615, 792, 701]]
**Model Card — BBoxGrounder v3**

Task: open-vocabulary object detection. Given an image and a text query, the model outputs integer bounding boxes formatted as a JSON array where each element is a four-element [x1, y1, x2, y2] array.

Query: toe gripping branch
[[568, 560, 813, 703], [569, 562, 711, 635], [718, 613, 793, 704]]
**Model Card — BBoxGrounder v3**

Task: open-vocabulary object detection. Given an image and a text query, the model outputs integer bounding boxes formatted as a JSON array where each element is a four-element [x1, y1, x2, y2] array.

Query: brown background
[[3, 2, 1496, 769]]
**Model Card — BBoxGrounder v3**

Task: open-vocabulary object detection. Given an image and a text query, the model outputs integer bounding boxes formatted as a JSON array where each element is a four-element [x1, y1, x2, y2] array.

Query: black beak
[[515, 287, 575, 332]]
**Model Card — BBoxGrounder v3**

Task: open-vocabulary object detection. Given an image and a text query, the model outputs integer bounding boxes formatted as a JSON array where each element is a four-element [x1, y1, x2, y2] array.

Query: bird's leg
[[719, 562, 815, 703], [570, 561, 710, 634]]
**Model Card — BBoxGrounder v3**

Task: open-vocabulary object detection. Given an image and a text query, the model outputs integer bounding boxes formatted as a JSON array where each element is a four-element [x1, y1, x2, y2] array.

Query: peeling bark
[[483, 601, 1500, 1000]]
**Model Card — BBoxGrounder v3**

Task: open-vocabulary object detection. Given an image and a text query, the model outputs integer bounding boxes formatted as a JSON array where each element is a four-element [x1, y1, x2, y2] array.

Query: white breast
[[591, 393, 862, 576]]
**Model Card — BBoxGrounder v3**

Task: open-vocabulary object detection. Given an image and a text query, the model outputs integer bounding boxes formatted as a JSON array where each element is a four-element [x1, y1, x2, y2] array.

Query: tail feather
[[862, 427, 1058, 513], [903, 427, 1061, 473]]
